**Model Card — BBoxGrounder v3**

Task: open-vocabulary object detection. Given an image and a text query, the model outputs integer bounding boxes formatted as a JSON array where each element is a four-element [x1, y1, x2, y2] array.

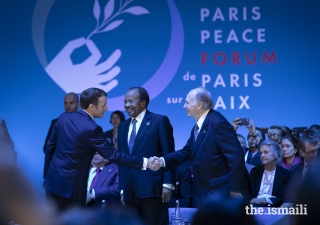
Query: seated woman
[[250, 140, 289, 207], [104, 111, 125, 150], [280, 135, 302, 171]]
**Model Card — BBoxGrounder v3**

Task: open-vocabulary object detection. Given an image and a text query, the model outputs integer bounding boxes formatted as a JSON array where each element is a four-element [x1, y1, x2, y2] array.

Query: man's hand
[[161, 187, 172, 203], [120, 194, 125, 206], [232, 117, 242, 132], [250, 197, 266, 205], [86, 191, 92, 204], [230, 191, 243, 199], [246, 118, 256, 135], [147, 157, 164, 171]]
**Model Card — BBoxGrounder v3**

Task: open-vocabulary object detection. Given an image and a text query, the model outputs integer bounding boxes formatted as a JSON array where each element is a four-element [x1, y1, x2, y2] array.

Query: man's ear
[[141, 100, 147, 109], [197, 102, 204, 110]]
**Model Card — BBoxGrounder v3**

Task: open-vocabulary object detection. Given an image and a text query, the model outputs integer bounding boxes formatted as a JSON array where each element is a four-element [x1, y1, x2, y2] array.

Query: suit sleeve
[[43, 120, 55, 154], [214, 119, 246, 193], [159, 116, 175, 184], [90, 126, 144, 170], [43, 122, 57, 179]]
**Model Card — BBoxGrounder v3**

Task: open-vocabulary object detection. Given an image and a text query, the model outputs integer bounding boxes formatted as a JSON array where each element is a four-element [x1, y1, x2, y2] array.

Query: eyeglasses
[[301, 148, 319, 155]]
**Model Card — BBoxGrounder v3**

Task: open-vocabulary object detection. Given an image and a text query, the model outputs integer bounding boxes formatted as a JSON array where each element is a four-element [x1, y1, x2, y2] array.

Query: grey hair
[[259, 140, 282, 165], [194, 87, 213, 110]]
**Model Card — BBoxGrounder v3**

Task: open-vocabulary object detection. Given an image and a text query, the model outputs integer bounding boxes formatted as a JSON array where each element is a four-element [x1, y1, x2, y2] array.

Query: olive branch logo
[[87, 0, 149, 39]]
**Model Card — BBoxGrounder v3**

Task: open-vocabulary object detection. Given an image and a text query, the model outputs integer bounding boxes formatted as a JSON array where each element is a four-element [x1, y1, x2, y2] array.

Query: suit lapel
[[190, 111, 210, 159], [131, 111, 152, 155], [123, 119, 131, 154], [95, 164, 113, 188], [272, 166, 281, 195]]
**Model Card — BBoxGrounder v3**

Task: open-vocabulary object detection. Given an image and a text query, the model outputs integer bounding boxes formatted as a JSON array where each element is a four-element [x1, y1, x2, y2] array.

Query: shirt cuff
[[142, 158, 148, 170], [120, 190, 123, 195], [163, 184, 175, 190], [160, 157, 166, 167]]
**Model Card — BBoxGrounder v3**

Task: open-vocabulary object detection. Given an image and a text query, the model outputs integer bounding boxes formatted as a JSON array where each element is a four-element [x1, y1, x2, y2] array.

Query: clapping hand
[[147, 156, 164, 171]]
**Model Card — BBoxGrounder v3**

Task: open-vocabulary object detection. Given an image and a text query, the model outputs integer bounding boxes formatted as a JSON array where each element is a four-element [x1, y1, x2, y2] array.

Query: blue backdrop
[[1, 0, 320, 198]]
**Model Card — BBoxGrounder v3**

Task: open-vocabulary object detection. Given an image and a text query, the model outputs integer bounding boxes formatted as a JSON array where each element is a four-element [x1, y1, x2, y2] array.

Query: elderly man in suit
[[151, 87, 249, 203], [43, 88, 156, 212], [87, 152, 120, 211], [118, 87, 174, 225]]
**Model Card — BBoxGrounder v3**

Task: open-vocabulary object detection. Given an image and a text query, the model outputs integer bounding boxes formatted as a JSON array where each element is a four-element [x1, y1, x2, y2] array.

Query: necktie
[[128, 119, 137, 154], [194, 124, 199, 140], [247, 152, 252, 163], [90, 168, 101, 190]]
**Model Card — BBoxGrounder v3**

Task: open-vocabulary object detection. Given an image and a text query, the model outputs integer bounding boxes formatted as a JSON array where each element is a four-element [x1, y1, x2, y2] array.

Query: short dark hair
[[281, 135, 299, 150], [299, 134, 318, 152], [128, 87, 149, 107], [270, 125, 286, 137], [109, 110, 125, 123], [66, 92, 79, 102], [80, 88, 107, 109]]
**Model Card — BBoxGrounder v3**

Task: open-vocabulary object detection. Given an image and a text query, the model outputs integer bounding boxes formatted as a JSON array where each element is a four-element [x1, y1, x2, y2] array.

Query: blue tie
[[194, 124, 199, 140], [128, 119, 137, 154]]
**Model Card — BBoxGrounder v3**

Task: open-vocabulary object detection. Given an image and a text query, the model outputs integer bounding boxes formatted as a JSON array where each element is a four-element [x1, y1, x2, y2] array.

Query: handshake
[[147, 157, 164, 171]]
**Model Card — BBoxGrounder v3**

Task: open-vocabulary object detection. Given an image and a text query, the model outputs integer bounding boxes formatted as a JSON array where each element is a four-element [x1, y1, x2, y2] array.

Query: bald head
[[64, 92, 79, 112]]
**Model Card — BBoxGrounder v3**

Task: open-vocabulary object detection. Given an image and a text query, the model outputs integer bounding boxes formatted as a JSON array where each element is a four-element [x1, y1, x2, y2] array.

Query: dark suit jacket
[[284, 162, 304, 203], [104, 129, 114, 146], [43, 118, 58, 154], [118, 110, 175, 201], [246, 150, 263, 167], [250, 165, 289, 206], [87, 163, 120, 210], [164, 109, 248, 201], [43, 110, 143, 203]]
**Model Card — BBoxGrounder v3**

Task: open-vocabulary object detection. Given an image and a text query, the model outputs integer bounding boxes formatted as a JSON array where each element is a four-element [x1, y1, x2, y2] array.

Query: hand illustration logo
[[45, 0, 149, 93]]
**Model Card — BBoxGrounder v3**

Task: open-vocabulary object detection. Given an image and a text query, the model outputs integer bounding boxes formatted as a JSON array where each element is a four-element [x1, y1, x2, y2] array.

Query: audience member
[[293, 160, 320, 225], [87, 152, 120, 212], [281, 126, 292, 136], [43, 92, 79, 153], [192, 194, 255, 225], [104, 110, 125, 150], [250, 140, 289, 207], [267, 125, 286, 144], [232, 117, 263, 167], [282, 134, 319, 206], [280, 135, 302, 171], [168, 161, 192, 208], [118, 87, 175, 225], [308, 124, 320, 135], [237, 133, 247, 148]]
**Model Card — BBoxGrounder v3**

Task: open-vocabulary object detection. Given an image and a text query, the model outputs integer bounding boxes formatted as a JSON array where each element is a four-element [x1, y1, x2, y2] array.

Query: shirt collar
[[131, 109, 146, 123], [82, 109, 93, 120], [196, 109, 210, 131]]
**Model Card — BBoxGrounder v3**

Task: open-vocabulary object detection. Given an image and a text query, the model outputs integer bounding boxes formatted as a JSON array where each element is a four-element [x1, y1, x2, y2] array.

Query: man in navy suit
[[43, 88, 156, 212], [87, 152, 120, 211], [118, 87, 174, 225], [152, 87, 249, 203]]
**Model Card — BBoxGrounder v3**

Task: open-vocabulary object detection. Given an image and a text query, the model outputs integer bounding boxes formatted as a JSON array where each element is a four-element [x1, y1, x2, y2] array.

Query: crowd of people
[[0, 86, 319, 225]]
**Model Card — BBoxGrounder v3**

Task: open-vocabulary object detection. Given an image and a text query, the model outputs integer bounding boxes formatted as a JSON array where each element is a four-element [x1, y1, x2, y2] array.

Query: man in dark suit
[[87, 152, 120, 212], [152, 87, 249, 203], [282, 134, 318, 206], [43, 88, 155, 212], [118, 87, 174, 225], [43, 92, 79, 153]]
